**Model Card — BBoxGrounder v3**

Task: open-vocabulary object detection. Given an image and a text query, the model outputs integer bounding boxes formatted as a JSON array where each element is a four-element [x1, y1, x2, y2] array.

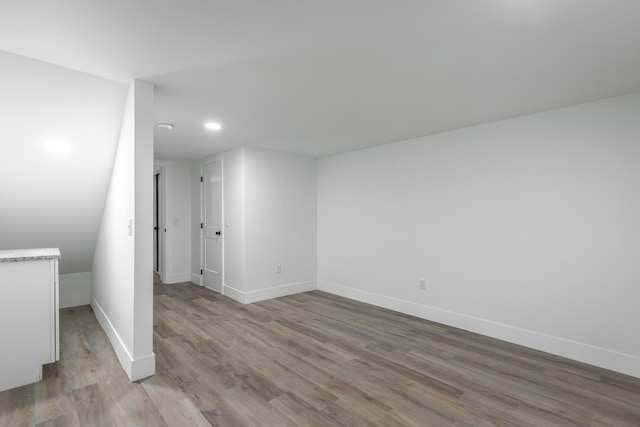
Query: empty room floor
[[1, 282, 639, 426]]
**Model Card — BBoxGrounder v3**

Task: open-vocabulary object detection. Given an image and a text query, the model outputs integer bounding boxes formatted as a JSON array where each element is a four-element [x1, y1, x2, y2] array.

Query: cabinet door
[[0, 260, 54, 391]]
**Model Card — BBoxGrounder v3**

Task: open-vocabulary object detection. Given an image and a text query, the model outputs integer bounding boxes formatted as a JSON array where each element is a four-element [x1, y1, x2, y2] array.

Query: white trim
[[224, 280, 317, 304], [317, 280, 640, 379], [91, 296, 133, 378], [130, 352, 156, 382], [222, 284, 245, 303], [163, 273, 191, 284], [53, 260, 59, 361], [90, 296, 155, 382], [191, 273, 202, 286]]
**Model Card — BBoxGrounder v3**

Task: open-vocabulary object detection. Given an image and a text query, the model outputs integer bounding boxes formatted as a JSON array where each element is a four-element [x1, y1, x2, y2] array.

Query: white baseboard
[[90, 296, 155, 382], [224, 280, 317, 304], [130, 352, 156, 382], [317, 280, 640, 379], [222, 285, 245, 303], [59, 272, 91, 308], [163, 272, 191, 284], [191, 273, 202, 286]]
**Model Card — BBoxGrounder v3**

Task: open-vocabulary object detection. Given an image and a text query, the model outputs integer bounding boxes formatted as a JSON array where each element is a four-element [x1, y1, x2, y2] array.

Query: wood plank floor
[[1, 281, 639, 426]]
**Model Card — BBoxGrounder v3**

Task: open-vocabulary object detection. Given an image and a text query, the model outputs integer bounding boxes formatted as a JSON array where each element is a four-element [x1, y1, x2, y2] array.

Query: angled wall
[[92, 80, 155, 381], [0, 50, 127, 307]]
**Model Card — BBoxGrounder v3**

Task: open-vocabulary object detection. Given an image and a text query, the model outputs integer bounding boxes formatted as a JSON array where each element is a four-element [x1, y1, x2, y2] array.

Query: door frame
[[200, 156, 224, 294], [153, 163, 166, 283]]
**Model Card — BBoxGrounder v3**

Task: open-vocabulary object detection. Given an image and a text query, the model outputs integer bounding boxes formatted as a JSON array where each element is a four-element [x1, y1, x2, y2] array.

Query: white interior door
[[202, 159, 223, 292]]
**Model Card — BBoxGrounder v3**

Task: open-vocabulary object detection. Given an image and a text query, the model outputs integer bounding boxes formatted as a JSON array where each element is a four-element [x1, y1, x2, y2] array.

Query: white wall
[[155, 160, 191, 284], [92, 80, 155, 382], [59, 272, 91, 308], [318, 93, 640, 378], [191, 147, 317, 303], [132, 81, 154, 371], [242, 147, 317, 301], [0, 50, 126, 277]]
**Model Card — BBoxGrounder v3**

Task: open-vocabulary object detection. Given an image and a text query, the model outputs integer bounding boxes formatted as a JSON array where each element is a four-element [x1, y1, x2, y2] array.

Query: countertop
[[0, 248, 61, 263]]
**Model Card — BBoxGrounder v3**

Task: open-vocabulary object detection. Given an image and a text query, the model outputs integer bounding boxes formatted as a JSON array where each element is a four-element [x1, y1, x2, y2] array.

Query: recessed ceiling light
[[205, 122, 222, 131], [157, 122, 174, 130], [45, 138, 71, 154]]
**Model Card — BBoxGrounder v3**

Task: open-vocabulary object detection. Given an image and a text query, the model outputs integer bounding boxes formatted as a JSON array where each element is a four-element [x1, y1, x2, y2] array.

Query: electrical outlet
[[419, 279, 426, 290], [276, 264, 282, 274]]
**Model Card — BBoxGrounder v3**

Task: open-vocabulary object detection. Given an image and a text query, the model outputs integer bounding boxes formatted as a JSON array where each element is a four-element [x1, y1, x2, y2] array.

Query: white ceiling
[[1, 1, 640, 161]]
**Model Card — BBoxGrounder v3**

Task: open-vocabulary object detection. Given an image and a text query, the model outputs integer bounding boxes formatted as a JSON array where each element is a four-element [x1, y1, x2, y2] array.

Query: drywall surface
[[132, 80, 154, 374], [92, 80, 155, 381], [243, 147, 317, 296], [92, 83, 136, 370], [0, 50, 126, 274], [317, 93, 640, 377], [59, 272, 91, 308]]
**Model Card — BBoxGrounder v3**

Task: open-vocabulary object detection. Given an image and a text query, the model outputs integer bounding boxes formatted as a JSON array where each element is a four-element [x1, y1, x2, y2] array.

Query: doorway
[[153, 166, 165, 282], [201, 158, 223, 293]]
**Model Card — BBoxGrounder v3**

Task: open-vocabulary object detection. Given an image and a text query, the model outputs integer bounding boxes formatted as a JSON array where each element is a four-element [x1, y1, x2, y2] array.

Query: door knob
[[215, 231, 222, 236]]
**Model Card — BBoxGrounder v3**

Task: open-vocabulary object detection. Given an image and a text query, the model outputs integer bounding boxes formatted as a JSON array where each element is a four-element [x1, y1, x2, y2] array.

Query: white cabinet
[[0, 248, 60, 392]]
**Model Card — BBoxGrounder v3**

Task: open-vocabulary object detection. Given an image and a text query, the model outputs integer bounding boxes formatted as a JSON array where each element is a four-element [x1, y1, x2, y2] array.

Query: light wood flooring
[[1, 281, 639, 426]]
